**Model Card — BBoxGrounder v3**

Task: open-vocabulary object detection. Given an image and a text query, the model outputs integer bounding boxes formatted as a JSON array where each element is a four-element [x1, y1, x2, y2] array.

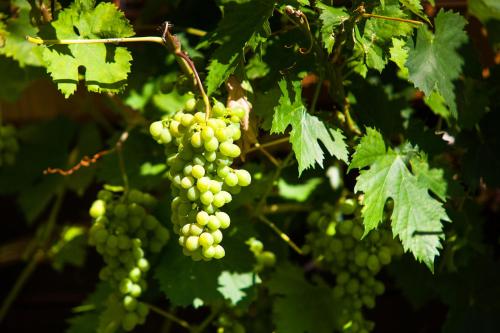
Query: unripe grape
[[213, 245, 225, 259], [216, 212, 230, 229], [123, 295, 138, 311], [137, 258, 150, 272], [339, 198, 357, 215], [211, 229, 223, 244], [378, 246, 392, 265], [202, 246, 216, 258], [122, 312, 139, 332], [354, 250, 369, 267], [366, 255, 380, 273], [185, 236, 200, 251], [224, 173, 239, 187], [181, 114, 194, 127], [189, 223, 203, 236], [207, 215, 221, 230], [212, 192, 226, 208], [149, 121, 164, 138], [196, 211, 210, 226], [217, 165, 231, 178], [185, 98, 197, 112], [219, 142, 241, 158], [201, 127, 214, 141], [190, 132, 202, 148], [338, 219, 354, 235], [199, 232, 214, 248], [204, 137, 219, 152], [212, 101, 226, 116], [200, 191, 214, 205], [191, 165, 205, 178], [130, 284, 142, 297], [257, 251, 276, 266], [197, 177, 211, 192], [129, 267, 142, 282], [90, 200, 106, 218]]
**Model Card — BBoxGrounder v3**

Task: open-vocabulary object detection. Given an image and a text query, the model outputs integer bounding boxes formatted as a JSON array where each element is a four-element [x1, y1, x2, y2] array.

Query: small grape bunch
[[0, 123, 19, 167], [246, 237, 276, 271], [304, 197, 403, 333], [149, 97, 251, 261], [88, 189, 170, 332]]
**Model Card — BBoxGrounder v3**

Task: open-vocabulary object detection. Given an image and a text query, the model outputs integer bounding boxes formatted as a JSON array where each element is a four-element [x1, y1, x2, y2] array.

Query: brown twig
[[43, 131, 130, 176]]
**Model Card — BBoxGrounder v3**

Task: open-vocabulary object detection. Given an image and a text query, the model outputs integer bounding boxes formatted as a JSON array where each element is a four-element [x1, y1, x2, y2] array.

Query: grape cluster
[[304, 197, 403, 333], [150, 97, 251, 261], [0, 124, 19, 167], [246, 237, 276, 271], [88, 189, 170, 332]]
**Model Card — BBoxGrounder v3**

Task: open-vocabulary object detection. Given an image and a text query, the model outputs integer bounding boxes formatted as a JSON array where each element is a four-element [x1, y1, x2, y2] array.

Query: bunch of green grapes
[[304, 197, 403, 333], [88, 189, 170, 332], [0, 123, 19, 167], [246, 237, 276, 271], [149, 97, 251, 261], [217, 313, 246, 333]]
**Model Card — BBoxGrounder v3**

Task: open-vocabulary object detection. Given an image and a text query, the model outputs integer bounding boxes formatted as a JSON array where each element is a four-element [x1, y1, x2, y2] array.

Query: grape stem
[[361, 13, 424, 26], [146, 303, 191, 330], [258, 215, 303, 256], [160, 22, 211, 120], [116, 131, 130, 192], [26, 35, 165, 45], [246, 137, 290, 153], [26, 22, 211, 118]]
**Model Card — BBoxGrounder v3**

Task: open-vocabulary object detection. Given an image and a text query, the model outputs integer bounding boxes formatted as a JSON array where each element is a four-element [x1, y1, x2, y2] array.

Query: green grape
[[122, 312, 139, 331], [149, 121, 163, 138], [88, 189, 165, 331], [339, 198, 357, 215], [199, 232, 214, 248], [366, 255, 380, 273], [185, 236, 200, 251], [150, 98, 251, 260], [213, 245, 225, 259], [257, 251, 276, 266], [224, 173, 239, 187], [378, 246, 392, 265], [90, 200, 106, 218]]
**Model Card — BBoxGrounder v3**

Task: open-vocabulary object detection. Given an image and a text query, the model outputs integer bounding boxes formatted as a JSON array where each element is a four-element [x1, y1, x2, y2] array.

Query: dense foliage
[[0, 0, 499, 332]]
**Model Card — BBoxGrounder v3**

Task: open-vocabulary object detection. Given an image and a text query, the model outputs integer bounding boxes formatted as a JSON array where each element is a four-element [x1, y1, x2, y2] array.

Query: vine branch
[[146, 303, 191, 331], [43, 130, 130, 176], [361, 13, 424, 26]]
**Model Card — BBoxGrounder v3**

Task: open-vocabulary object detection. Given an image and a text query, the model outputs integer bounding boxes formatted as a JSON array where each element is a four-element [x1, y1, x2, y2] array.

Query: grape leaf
[[66, 282, 112, 333], [468, 0, 500, 23], [217, 271, 261, 305], [278, 177, 323, 202], [315, 3, 349, 53], [424, 91, 451, 119], [155, 222, 254, 306], [0, 0, 44, 66], [410, 155, 447, 201], [203, 0, 275, 95], [50, 226, 87, 271], [399, 0, 431, 24], [354, 0, 413, 73], [268, 264, 338, 333], [349, 128, 449, 270], [406, 10, 468, 117], [271, 79, 348, 175], [40, 0, 134, 97], [389, 38, 409, 78]]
